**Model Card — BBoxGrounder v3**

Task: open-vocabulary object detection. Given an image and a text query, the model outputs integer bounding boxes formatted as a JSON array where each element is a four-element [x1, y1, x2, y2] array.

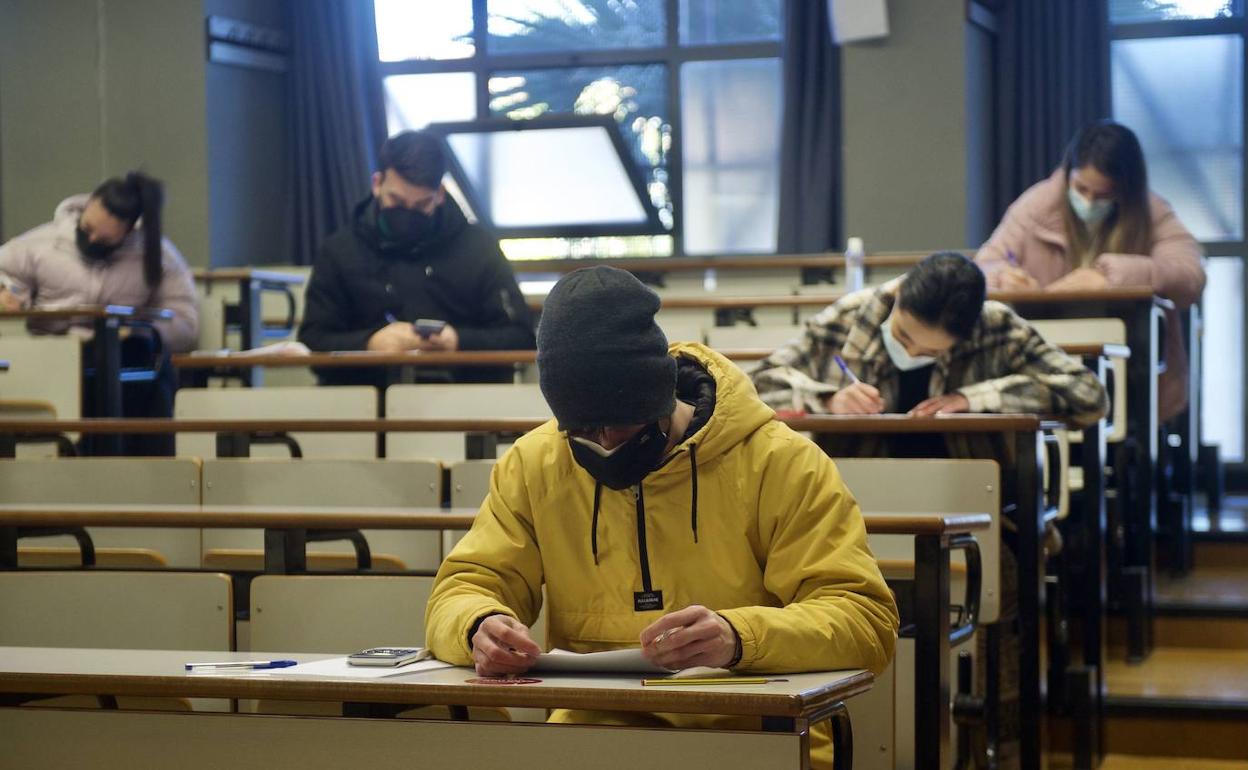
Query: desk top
[[510, 252, 929, 275], [521, 286, 1162, 313], [0, 504, 988, 537], [0, 305, 173, 321], [173, 343, 1124, 370], [0, 646, 871, 719], [0, 504, 478, 529], [0, 414, 1044, 435], [173, 350, 539, 369], [191, 269, 305, 285]]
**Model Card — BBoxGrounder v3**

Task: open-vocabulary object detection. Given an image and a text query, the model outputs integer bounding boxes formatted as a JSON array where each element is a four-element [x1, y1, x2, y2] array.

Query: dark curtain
[[290, 0, 388, 265], [994, 0, 1110, 217], [776, 0, 841, 254]]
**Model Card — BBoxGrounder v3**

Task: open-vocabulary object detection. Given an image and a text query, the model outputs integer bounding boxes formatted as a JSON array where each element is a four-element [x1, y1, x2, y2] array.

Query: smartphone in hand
[[413, 319, 447, 339], [346, 647, 430, 667]]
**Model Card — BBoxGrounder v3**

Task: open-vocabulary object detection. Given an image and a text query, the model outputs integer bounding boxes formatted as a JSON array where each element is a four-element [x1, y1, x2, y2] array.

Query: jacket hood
[[659, 342, 775, 470], [351, 193, 470, 258]]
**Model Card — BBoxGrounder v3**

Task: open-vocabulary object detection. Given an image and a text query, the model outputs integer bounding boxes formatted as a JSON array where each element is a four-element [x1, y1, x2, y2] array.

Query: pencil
[[641, 677, 776, 686]]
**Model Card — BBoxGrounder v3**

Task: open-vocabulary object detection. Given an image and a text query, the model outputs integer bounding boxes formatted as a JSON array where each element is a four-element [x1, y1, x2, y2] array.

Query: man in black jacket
[[298, 130, 535, 386]]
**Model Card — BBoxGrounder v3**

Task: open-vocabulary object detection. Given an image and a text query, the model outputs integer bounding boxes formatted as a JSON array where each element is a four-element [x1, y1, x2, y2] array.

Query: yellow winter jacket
[[425, 343, 899, 769]]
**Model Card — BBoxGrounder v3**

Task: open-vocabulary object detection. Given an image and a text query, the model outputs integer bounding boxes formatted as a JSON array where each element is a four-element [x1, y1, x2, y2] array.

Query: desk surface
[[173, 350, 539, 369], [0, 504, 988, 537], [510, 252, 929, 275], [0, 305, 172, 321], [191, 269, 305, 285], [173, 342, 1125, 370], [521, 287, 1161, 313], [0, 646, 871, 719], [0, 414, 1043, 435]]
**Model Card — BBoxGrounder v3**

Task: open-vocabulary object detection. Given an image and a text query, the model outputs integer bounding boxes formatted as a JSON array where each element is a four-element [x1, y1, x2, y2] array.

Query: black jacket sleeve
[[297, 243, 382, 352], [454, 242, 536, 352]]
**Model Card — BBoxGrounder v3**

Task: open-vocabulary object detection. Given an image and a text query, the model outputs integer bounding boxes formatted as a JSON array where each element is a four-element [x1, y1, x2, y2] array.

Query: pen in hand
[[833, 355, 859, 384]]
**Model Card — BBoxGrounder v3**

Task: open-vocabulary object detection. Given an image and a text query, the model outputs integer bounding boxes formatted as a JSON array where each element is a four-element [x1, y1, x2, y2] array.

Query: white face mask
[[881, 317, 937, 371], [1067, 186, 1114, 227]]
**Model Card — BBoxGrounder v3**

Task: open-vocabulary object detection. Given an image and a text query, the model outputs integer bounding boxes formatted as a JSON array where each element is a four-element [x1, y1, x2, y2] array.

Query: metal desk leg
[[237, 278, 264, 386], [0, 527, 16, 568], [914, 532, 952, 770], [1014, 429, 1044, 770], [1080, 403, 1108, 768], [264, 528, 307, 573], [91, 315, 124, 455], [1122, 303, 1159, 660]]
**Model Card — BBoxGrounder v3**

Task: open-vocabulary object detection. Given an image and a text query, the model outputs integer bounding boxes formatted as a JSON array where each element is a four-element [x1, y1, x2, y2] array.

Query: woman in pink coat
[[975, 121, 1205, 420]]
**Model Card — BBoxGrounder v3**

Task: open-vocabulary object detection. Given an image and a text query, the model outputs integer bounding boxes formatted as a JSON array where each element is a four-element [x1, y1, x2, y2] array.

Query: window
[[377, 0, 784, 259], [1111, 3, 1248, 462]]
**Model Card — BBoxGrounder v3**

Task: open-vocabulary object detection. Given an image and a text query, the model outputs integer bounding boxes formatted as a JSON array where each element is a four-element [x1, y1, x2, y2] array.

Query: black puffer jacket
[[298, 196, 535, 385]]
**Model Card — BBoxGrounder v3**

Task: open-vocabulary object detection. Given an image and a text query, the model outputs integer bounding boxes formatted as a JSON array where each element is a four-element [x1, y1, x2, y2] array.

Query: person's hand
[[826, 382, 884, 415], [909, 392, 970, 417], [1046, 267, 1108, 292], [640, 605, 739, 671], [366, 321, 422, 353], [415, 323, 459, 352], [470, 615, 542, 676], [0, 287, 27, 311], [993, 267, 1040, 291]]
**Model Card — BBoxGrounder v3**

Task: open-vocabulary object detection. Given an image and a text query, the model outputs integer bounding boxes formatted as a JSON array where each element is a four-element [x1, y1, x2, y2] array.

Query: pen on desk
[[641, 677, 787, 686], [833, 355, 859, 385], [185, 659, 297, 671]]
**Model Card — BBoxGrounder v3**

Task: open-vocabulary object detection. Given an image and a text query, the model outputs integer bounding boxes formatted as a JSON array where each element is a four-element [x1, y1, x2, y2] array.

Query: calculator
[[346, 647, 429, 667]]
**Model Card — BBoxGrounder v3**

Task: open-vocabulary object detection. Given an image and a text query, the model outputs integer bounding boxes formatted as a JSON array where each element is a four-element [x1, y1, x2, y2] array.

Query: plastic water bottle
[[845, 236, 865, 292]]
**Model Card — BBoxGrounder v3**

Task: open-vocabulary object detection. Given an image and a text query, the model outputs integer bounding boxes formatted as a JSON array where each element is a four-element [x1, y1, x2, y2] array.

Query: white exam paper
[[533, 648, 674, 674]]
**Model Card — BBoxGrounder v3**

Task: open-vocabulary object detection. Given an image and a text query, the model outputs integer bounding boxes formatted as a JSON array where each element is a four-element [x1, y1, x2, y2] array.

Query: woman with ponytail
[[0, 171, 199, 454]]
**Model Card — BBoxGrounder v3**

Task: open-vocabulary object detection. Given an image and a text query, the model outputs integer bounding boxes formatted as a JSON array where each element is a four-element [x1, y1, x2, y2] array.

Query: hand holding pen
[[470, 614, 541, 677], [639, 605, 739, 671], [826, 355, 883, 415], [995, 249, 1039, 291]]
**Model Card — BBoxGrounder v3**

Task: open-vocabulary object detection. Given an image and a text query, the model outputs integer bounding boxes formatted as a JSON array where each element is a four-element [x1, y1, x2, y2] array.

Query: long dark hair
[[1061, 121, 1153, 263], [92, 171, 164, 288]]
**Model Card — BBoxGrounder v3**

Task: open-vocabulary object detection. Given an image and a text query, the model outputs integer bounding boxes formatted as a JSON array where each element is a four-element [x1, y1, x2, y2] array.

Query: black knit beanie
[[537, 266, 676, 430]]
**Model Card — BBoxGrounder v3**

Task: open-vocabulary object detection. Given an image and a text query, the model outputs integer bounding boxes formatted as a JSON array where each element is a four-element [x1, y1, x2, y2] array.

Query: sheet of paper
[[533, 648, 673, 674], [265, 656, 454, 679]]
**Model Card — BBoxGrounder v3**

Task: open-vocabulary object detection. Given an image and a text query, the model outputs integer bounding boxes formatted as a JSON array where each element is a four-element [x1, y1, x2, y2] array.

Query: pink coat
[[976, 170, 1206, 421], [0, 195, 199, 352]]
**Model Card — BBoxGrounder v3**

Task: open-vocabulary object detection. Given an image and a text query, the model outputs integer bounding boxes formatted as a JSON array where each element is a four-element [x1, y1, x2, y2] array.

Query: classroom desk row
[[0, 505, 988, 770], [0, 647, 868, 770]]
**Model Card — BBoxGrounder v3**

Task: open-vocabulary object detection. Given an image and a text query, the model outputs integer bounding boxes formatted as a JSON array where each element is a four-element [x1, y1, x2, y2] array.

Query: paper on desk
[[267, 657, 453, 679], [533, 648, 674, 675]]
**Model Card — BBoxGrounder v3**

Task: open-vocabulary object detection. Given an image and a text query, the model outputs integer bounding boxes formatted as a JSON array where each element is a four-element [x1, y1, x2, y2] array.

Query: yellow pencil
[[641, 677, 780, 686]]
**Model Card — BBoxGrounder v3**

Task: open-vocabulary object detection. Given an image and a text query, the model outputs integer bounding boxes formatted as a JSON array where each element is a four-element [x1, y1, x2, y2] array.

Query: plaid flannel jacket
[[749, 283, 1108, 430]]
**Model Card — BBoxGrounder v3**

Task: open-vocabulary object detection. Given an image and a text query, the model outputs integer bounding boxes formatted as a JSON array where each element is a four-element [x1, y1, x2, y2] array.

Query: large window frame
[[377, 0, 783, 257], [1110, 9, 1248, 469]]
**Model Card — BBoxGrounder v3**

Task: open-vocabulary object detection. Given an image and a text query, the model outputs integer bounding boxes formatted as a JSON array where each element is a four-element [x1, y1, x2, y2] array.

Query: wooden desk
[[510, 251, 928, 275], [174, 349, 540, 371], [0, 646, 870, 770], [785, 413, 1047, 770], [193, 268, 306, 385], [0, 503, 476, 573], [0, 306, 173, 454]]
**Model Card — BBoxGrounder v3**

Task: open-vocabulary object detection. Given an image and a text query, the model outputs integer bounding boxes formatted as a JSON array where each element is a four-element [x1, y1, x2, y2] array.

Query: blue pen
[[384, 312, 398, 324], [833, 355, 859, 384], [185, 659, 298, 671], [1006, 249, 1019, 267]]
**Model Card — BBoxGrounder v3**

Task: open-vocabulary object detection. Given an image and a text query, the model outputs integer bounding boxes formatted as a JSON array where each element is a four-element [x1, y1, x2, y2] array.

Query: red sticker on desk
[[465, 677, 542, 685]]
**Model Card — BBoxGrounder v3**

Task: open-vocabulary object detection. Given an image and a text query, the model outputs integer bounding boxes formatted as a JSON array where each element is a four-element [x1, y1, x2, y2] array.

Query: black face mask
[[75, 227, 121, 262], [378, 204, 439, 245], [568, 422, 669, 490]]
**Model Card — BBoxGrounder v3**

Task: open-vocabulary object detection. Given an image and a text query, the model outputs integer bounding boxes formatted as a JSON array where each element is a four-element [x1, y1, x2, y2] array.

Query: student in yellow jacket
[[425, 266, 899, 769]]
